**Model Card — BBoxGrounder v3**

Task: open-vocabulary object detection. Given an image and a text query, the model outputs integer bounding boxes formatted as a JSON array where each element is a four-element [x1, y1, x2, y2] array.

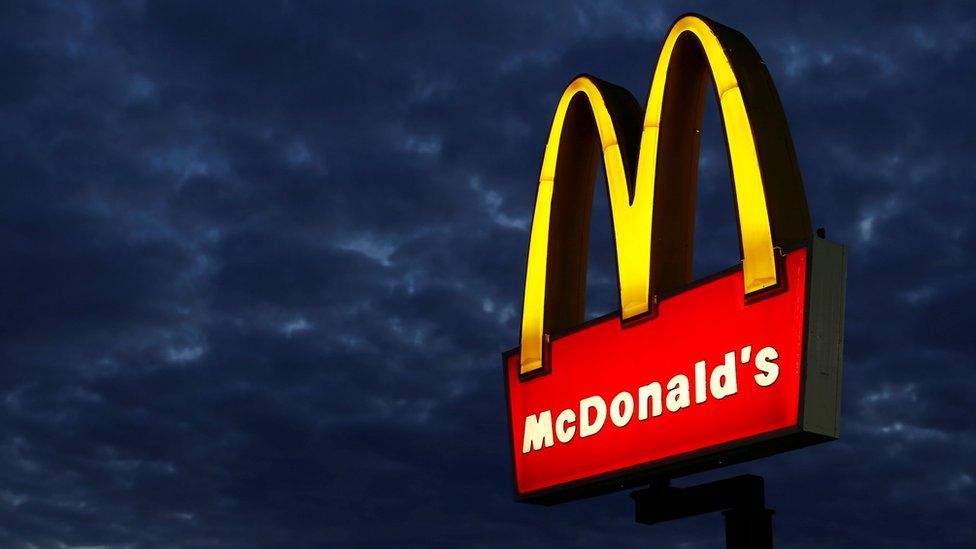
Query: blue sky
[[1, 1, 974, 546]]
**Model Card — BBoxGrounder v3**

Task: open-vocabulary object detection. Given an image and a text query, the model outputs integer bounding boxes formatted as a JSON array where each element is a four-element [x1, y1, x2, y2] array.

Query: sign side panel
[[800, 239, 847, 437]]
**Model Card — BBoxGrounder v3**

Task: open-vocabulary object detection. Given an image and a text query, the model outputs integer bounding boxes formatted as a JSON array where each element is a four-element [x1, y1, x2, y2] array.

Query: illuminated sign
[[503, 14, 846, 504]]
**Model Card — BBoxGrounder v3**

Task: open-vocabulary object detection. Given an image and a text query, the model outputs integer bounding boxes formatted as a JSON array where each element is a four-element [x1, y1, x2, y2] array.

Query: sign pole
[[632, 475, 773, 549]]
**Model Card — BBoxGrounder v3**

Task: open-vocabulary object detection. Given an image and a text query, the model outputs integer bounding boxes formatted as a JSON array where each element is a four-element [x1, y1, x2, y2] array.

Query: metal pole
[[723, 507, 774, 549], [632, 474, 774, 548]]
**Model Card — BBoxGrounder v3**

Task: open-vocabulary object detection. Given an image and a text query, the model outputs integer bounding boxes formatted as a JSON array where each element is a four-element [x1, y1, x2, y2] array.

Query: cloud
[[0, 0, 974, 546]]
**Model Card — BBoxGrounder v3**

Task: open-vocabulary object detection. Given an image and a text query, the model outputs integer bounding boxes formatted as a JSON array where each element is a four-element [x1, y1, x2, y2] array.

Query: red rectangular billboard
[[504, 240, 845, 504]]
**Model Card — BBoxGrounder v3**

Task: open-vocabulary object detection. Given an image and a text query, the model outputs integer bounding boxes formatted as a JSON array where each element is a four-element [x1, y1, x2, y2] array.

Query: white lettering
[[522, 411, 554, 453], [694, 360, 707, 403], [710, 351, 738, 400], [555, 409, 576, 443], [638, 382, 663, 420], [754, 346, 780, 387], [579, 396, 607, 438], [666, 374, 690, 412], [519, 344, 783, 453], [610, 391, 635, 427]]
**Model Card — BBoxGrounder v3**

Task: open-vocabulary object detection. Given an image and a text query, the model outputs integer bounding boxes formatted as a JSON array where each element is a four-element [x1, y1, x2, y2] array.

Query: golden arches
[[521, 77, 650, 375], [519, 14, 811, 375]]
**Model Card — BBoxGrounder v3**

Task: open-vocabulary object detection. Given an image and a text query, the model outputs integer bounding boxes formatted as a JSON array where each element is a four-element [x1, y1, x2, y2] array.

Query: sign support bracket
[[631, 474, 774, 549]]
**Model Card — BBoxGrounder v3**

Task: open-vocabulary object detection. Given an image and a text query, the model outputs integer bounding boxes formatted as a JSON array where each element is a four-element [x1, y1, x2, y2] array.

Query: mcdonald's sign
[[502, 14, 847, 504]]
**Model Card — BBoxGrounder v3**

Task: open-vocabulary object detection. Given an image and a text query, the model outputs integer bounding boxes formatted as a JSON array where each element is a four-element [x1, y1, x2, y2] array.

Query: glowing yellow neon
[[520, 15, 778, 375], [643, 17, 777, 294], [521, 78, 653, 374]]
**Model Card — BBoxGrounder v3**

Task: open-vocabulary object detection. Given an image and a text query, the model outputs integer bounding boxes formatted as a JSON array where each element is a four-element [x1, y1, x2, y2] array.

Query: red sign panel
[[504, 241, 845, 504]]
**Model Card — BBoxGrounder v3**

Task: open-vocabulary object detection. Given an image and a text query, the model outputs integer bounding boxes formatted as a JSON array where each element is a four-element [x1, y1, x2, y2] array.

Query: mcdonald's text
[[521, 345, 781, 454], [505, 241, 845, 504]]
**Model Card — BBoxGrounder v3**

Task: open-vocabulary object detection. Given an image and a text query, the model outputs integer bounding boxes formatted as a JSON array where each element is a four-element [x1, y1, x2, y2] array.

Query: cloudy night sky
[[2, 0, 974, 547]]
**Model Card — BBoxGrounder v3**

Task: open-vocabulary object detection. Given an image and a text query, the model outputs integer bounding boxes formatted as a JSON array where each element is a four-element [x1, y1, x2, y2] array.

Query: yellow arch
[[521, 77, 651, 375], [519, 14, 805, 375], [640, 16, 777, 297]]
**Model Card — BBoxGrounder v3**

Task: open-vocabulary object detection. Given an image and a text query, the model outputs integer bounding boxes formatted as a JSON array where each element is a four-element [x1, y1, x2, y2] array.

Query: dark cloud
[[0, 0, 974, 546]]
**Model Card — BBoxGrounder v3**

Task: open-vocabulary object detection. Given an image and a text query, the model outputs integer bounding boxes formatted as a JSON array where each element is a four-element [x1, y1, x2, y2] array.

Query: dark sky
[[2, 1, 974, 547]]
